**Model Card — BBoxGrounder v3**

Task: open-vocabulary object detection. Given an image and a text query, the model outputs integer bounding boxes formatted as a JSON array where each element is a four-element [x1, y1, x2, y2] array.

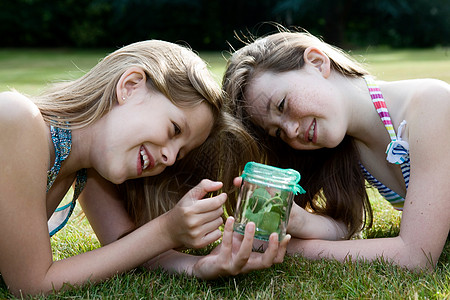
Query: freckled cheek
[[289, 97, 310, 118], [290, 90, 328, 118]]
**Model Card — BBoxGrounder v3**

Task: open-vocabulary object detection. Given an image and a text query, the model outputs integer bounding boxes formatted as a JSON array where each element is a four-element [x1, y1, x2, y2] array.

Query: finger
[[220, 217, 235, 256], [233, 177, 243, 187], [187, 216, 224, 248], [234, 222, 255, 267], [274, 234, 291, 263], [260, 232, 280, 266], [197, 228, 223, 248], [186, 179, 224, 201], [188, 205, 224, 226], [192, 193, 227, 213], [197, 216, 225, 238]]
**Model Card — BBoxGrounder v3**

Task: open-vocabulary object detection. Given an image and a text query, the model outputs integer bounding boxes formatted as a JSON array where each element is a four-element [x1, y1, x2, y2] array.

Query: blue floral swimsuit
[[47, 125, 87, 236]]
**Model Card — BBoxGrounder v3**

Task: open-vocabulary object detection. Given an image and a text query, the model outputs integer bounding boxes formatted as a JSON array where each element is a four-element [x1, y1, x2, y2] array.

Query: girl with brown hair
[[223, 29, 449, 271]]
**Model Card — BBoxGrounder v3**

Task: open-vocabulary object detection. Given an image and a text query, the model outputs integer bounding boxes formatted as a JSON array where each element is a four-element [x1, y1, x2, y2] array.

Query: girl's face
[[244, 67, 347, 151], [96, 84, 214, 184]]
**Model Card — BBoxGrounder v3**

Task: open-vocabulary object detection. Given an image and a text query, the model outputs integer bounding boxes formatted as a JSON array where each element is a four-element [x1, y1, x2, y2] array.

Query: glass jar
[[234, 162, 305, 241]]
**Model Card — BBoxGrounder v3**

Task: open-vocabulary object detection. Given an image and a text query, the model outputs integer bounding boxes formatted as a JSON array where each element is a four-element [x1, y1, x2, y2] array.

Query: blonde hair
[[223, 30, 373, 238], [35, 40, 221, 128], [35, 40, 260, 226]]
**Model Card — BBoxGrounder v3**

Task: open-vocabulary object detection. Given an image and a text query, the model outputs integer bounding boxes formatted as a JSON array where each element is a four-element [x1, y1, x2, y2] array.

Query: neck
[[57, 125, 93, 177], [336, 75, 390, 148]]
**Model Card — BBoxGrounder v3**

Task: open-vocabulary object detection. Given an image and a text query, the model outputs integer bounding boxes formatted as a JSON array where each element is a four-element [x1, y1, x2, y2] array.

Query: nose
[[282, 120, 299, 139], [161, 144, 179, 167]]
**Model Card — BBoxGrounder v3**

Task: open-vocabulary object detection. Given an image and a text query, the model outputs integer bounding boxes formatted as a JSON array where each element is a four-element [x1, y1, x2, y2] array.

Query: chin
[[110, 177, 126, 184], [148, 166, 165, 177], [289, 142, 321, 151], [105, 170, 128, 184]]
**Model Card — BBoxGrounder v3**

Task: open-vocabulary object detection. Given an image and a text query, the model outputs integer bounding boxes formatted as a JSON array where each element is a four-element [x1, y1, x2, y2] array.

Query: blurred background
[[1, 0, 449, 50], [1, 0, 449, 95]]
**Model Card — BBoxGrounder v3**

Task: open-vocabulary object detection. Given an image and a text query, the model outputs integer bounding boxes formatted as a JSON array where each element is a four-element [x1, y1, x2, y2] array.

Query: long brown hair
[[223, 29, 373, 238]]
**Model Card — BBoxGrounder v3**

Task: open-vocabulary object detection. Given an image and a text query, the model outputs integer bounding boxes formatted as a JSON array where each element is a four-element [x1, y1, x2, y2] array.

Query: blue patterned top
[[47, 125, 87, 236]]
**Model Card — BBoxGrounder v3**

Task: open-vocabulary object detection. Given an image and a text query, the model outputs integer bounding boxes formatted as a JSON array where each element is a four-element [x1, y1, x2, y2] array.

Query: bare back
[[0, 91, 58, 290]]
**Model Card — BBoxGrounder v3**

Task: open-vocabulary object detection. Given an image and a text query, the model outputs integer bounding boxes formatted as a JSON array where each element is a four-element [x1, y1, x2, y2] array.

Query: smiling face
[[94, 73, 214, 184], [244, 67, 347, 151]]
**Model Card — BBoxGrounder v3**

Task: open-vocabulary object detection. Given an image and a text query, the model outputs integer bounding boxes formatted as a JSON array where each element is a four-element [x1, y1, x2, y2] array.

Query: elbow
[[7, 282, 51, 298], [5, 274, 61, 297], [405, 251, 439, 272], [393, 237, 441, 272]]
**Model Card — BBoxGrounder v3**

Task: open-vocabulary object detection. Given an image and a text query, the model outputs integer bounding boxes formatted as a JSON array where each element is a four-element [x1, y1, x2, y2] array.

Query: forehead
[[181, 102, 214, 148], [246, 71, 276, 98], [244, 72, 280, 124]]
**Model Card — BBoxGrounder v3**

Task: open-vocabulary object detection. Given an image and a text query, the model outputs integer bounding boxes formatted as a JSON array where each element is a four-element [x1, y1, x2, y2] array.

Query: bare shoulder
[[0, 91, 48, 156], [405, 79, 450, 120], [410, 79, 449, 106], [0, 91, 44, 131]]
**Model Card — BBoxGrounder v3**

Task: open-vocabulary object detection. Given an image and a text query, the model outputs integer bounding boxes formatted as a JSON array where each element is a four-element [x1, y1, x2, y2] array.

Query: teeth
[[140, 149, 150, 170], [308, 120, 315, 141]]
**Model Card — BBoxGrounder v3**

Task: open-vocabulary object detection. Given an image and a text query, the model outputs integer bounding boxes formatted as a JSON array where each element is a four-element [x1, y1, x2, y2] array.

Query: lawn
[[0, 47, 449, 299]]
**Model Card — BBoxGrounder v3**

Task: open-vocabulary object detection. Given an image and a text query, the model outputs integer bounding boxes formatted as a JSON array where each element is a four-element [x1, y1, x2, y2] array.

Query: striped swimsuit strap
[[364, 76, 397, 140], [363, 76, 409, 165], [361, 76, 410, 210]]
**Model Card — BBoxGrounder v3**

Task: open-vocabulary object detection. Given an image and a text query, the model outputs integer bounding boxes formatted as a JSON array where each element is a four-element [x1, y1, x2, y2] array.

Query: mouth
[[138, 145, 154, 175], [307, 119, 316, 142]]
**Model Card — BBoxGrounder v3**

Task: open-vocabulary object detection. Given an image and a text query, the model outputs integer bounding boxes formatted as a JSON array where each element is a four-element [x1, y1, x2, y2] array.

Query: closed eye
[[277, 98, 285, 112], [173, 122, 181, 136], [275, 128, 282, 139]]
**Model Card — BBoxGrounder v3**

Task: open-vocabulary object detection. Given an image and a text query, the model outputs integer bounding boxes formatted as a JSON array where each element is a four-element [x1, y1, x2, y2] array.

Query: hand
[[192, 217, 291, 279], [165, 179, 226, 249]]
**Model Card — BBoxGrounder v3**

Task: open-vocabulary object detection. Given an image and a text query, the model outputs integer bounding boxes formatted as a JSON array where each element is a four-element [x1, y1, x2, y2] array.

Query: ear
[[116, 67, 147, 105], [303, 47, 331, 78]]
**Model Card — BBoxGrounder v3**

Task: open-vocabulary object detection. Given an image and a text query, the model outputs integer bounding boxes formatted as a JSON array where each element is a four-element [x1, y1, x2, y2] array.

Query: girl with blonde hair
[[0, 40, 289, 296], [223, 30, 449, 270]]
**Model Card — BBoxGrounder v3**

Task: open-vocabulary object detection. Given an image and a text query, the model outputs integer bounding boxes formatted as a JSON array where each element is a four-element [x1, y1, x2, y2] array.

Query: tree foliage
[[0, 0, 448, 49]]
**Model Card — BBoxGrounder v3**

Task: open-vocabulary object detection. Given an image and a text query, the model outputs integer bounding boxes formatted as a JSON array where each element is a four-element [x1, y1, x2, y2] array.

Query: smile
[[140, 149, 150, 170], [139, 145, 154, 172], [308, 119, 316, 142]]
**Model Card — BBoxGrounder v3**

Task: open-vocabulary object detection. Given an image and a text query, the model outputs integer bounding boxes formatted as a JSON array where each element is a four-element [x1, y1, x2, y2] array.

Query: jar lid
[[241, 162, 305, 195]]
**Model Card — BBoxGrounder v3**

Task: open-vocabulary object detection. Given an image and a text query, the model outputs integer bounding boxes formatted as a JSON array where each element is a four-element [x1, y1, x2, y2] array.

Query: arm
[[80, 170, 290, 280], [0, 93, 178, 295], [287, 203, 348, 240], [80, 169, 227, 249], [287, 82, 450, 270], [142, 217, 290, 279]]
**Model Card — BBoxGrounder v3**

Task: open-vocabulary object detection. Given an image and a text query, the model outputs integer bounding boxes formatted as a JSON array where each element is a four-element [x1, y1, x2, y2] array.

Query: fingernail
[[246, 222, 255, 233], [285, 234, 291, 242]]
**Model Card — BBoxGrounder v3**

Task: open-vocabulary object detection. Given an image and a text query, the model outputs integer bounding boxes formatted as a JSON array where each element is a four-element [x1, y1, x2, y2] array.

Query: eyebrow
[[258, 90, 274, 115], [265, 96, 271, 114], [181, 114, 189, 135]]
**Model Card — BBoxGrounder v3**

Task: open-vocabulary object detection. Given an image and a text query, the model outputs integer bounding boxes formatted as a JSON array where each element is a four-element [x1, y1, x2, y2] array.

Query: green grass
[[352, 47, 450, 83], [1, 47, 449, 96], [0, 48, 449, 299]]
